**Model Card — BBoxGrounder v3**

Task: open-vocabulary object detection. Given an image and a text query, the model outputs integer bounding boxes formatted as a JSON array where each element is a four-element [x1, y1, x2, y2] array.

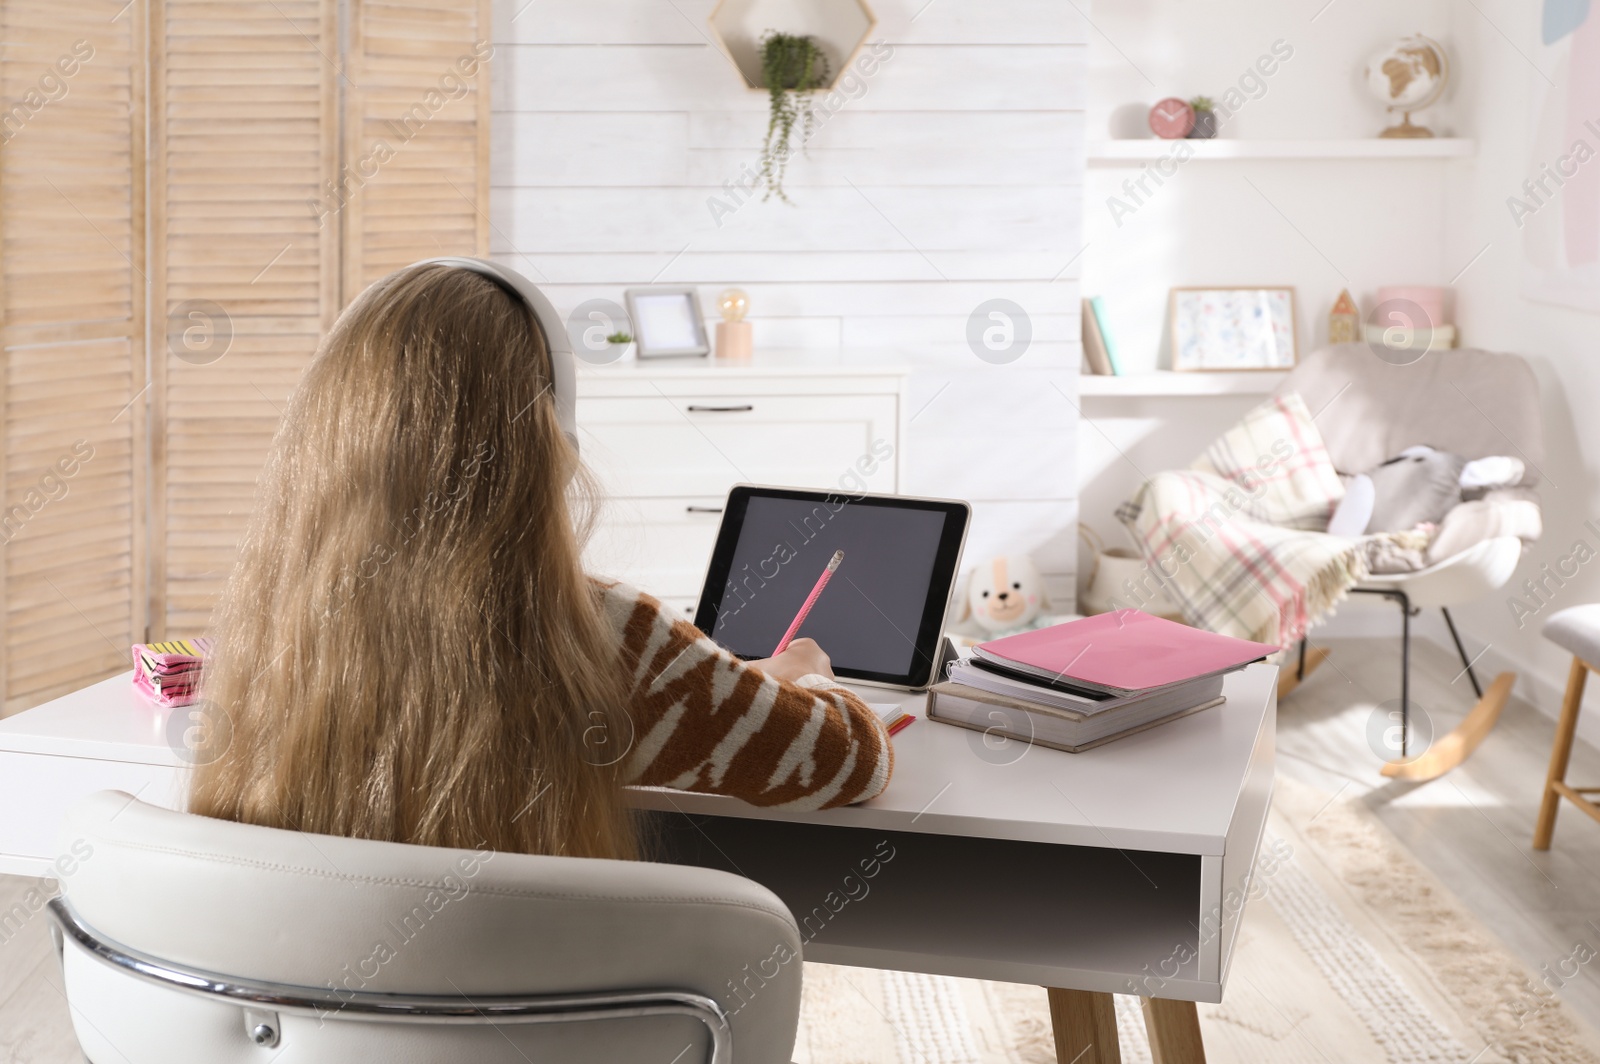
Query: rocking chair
[[1274, 343, 1542, 781]]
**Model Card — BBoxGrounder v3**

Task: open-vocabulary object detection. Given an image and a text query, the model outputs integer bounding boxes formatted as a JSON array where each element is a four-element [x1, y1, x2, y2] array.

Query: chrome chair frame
[[48, 897, 731, 1064]]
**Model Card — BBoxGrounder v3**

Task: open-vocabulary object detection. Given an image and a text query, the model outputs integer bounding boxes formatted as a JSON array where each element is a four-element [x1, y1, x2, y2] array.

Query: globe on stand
[[1365, 35, 1449, 139]]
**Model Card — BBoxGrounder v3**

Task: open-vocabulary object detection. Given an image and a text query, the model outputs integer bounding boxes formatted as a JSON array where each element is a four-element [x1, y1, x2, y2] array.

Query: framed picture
[[1169, 287, 1298, 371], [624, 286, 711, 358]]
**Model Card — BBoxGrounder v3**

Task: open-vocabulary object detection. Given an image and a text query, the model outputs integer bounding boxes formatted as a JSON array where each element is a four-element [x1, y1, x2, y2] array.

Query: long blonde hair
[[188, 263, 637, 860]]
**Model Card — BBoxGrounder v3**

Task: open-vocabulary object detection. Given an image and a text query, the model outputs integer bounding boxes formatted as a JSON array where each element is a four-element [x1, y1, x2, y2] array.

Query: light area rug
[[792, 776, 1600, 1064]]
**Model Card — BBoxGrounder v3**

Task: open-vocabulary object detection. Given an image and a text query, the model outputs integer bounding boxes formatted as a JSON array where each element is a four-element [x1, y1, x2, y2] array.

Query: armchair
[[1273, 343, 1543, 780], [50, 790, 804, 1064]]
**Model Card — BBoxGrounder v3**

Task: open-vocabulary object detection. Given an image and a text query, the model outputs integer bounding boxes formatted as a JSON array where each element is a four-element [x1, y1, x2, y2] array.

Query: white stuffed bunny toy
[[965, 554, 1050, 636]]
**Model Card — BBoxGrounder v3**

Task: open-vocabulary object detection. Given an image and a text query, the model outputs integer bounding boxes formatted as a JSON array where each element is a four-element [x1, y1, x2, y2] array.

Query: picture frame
[[1169, 287, 1298, 372], [623, 286, 711, 359]]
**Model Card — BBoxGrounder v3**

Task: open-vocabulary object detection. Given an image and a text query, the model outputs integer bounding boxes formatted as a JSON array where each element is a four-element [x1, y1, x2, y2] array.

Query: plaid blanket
[[1115, 394, 1367, 648]]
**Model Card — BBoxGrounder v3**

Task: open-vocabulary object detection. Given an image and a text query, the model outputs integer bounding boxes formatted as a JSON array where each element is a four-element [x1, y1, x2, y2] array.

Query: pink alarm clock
[[1148, 98, 1195, 139]]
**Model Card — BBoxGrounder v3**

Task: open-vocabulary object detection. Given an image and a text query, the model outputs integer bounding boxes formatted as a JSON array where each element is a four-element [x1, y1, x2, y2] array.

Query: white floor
[[4, 634, 1600, 1060]]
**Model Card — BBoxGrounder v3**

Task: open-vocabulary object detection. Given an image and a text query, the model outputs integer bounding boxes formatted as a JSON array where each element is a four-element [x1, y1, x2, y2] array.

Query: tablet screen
[[695, 487, 969, 688]]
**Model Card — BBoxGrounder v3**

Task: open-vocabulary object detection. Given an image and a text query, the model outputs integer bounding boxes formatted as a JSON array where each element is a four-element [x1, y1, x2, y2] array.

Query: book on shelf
[[1081, 297, 1114, 375], [1089, 296, 1124, 375], [927, 611, 1276, 753]]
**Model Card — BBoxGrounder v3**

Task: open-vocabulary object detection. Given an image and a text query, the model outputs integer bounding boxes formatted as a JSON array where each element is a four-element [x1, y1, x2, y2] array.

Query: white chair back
[[52, 791, 803, 1064]]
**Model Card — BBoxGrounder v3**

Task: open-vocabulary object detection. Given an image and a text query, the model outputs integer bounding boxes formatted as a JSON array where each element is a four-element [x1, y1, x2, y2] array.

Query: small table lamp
[[715, 288, 752, 360]]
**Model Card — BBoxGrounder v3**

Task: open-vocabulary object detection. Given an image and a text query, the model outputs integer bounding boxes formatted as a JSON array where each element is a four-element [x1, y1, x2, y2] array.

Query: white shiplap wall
[[491, 0, 1085, 602]]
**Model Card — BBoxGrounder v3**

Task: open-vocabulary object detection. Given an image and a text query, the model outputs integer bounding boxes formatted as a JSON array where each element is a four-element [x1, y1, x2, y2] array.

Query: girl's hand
[[748, 637, 834, 683]]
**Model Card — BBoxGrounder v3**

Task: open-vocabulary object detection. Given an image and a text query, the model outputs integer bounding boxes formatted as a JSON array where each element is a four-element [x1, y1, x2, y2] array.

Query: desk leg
[[1141, 998, 1206, 1063], [1046, 987, 1120, 1064]]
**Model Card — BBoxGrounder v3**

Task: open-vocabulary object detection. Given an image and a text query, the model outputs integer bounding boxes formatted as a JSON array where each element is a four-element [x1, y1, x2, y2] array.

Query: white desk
[[0, 665, 1276, 1062]]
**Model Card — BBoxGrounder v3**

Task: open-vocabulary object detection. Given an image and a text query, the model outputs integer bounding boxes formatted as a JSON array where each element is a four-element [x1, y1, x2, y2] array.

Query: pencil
[[773, 549, 844, 655]]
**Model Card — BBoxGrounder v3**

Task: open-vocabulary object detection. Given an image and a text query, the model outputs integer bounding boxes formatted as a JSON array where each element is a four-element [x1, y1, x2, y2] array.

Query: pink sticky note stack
[[132, 637, 213, 707]]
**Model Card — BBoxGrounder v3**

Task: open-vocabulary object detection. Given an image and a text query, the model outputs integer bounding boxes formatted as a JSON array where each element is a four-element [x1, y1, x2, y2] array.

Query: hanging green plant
[[758, 31, 830, 203]]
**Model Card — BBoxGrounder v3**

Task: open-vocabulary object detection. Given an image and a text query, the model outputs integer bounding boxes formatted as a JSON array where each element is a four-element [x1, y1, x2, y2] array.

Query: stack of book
[[928, 611, 1275, 753]]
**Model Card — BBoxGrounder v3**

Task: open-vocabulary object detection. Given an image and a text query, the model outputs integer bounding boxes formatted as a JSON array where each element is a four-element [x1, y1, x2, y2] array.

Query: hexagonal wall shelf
[[709, 0, 877, 91]]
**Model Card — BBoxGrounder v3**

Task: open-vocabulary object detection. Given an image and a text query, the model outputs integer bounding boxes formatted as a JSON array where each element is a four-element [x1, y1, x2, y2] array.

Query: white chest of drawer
[[577, 359, 909, 609]]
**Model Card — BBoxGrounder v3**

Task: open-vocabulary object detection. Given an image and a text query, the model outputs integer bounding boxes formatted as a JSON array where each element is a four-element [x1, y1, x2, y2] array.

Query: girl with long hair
[[187, 263, 892, 861]]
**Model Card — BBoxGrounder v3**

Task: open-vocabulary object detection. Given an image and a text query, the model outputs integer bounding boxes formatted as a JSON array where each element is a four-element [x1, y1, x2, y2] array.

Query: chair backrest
[[1273, 343, 1543, 482], [53, 791, 803, 1064]]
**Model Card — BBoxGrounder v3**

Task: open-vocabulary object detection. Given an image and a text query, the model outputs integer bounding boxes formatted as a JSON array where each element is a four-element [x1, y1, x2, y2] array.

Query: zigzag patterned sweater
[[598, 581, 893, 810]]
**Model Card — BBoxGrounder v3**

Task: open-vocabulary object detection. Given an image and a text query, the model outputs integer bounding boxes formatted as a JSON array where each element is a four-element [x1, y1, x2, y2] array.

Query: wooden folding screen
[[0, 0, 489, 714], [147, 0, 490, 640], [147, 0, 342, 636], [341, 0, 491, 297], [0, 1, 146, 712]]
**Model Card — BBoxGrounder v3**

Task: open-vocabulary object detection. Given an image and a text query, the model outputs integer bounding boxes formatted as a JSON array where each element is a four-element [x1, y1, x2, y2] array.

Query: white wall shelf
[[1077, 371, 1286, 397], [1086, 138, 1475, 165]]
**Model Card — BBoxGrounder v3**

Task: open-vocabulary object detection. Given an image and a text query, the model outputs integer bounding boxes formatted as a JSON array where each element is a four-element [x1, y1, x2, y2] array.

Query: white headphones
[[412, 257, 578, 455]]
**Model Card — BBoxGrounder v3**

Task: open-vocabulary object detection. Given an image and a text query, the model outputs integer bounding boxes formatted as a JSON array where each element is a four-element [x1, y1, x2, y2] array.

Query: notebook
[[970, 610, 1277, 697], [869, 702, 915, 737], [946, 658, 1221, 718]]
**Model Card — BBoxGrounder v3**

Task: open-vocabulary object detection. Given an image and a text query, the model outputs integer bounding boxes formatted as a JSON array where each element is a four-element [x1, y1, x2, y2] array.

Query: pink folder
[[972, 610, 1278, 695]]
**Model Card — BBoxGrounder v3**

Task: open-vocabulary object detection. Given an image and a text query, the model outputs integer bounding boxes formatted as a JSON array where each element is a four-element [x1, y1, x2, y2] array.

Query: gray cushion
[[1365, 448, 1466, 533], [1543, 604, 1600, 664], [1274, 344, 1543, 484]]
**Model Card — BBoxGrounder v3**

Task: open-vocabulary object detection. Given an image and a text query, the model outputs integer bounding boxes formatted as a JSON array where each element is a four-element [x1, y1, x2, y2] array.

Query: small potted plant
[[758, 31, 831, 203], [1188, 96, 1218, 139], [605, 331, 634, 361]]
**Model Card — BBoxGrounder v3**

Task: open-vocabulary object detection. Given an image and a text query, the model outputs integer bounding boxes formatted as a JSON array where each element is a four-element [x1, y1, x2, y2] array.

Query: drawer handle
[[685, 404, 754, 413], [685, 505, 724, 514]]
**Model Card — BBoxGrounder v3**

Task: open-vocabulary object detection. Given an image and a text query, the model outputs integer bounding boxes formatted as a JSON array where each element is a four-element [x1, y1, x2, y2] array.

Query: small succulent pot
[[1189, 108, 1218, 139]]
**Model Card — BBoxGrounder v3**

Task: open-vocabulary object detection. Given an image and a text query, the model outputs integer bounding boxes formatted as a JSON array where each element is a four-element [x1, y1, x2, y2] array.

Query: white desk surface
[[0, 673, 186, 765], [0, 664, 1276, 858], [635, 664, 1275, 856]]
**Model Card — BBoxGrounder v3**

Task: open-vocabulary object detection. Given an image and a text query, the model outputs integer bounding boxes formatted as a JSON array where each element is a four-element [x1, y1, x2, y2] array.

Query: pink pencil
[[774, 550, 844, 655]]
